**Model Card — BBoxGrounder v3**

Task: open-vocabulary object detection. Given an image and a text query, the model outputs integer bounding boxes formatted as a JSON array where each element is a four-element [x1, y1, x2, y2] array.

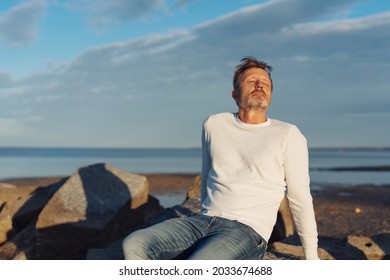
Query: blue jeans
[[122, 214, 267, 260]]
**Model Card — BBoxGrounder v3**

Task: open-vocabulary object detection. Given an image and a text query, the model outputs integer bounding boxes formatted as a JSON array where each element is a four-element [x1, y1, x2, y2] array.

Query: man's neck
[[237, 109, 267, 124]]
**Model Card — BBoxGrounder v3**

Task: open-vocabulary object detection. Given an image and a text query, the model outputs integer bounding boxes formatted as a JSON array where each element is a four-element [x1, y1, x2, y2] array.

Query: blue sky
[[0, 0, 389, 148]]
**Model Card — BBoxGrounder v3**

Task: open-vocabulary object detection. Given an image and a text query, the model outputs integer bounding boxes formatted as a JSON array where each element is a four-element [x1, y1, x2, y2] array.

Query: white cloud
[[1, 0, 389, 147], [63, 0, 165, 27], [0, 71, 12, 88], [0, 114, 43, 141], [283, 11, 390, 35], [0, 0, 47, 47]]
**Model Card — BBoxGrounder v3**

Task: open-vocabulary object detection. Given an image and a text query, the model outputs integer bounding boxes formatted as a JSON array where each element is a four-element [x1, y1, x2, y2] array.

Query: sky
[[0, 0, 389, 148]]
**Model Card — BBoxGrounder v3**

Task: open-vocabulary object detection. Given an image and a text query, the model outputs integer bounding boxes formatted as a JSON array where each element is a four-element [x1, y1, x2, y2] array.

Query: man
[[122, 56, 319, 260]]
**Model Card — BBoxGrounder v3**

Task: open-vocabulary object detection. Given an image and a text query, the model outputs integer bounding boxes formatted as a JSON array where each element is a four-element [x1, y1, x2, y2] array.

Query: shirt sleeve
[[284, 126, 319, 260]]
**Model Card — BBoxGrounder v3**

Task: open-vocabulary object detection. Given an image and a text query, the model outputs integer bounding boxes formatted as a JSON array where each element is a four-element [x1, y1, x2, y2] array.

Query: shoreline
[[2, 172, 389, 190], [0, 173, 199, 194], [2, 173, 389, 239]]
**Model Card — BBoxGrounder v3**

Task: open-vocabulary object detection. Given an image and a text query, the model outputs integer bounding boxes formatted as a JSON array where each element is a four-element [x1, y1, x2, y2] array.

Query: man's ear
[[232, 90, 237, 101], [232, 90, 240, 106]]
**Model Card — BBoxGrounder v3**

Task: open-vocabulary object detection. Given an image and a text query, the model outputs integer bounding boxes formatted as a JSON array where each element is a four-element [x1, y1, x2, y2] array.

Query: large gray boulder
[[35, 163, 149, 259]]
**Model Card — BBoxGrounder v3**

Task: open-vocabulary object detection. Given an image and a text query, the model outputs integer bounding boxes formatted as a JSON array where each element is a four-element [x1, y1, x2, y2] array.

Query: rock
[[280, 234, 385, 260], [347, 234, 390, 260], [266, 239, 335, 260], [13, 178, 67, 230], [0, 182, 17, 201], [269, 196, 295, 243], [185, 175, 201, 200], [87, 240, 124, 260], [0, 182, 41, 243], [316, 236, 366, 259], [372, 233, 390, 259], [34, 163, 150, 259], [0, 183, 39, 218], [0, 183, 38, 222], [266, 242, 305, 260], [0, 215, 13, 245], [0, 222, 35, 260]]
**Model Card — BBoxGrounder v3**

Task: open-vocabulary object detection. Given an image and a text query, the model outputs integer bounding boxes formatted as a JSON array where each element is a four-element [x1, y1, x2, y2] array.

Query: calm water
[[308, 148, 390, 188], [1, 147, 389, 206], [0, 147, 201, 179]]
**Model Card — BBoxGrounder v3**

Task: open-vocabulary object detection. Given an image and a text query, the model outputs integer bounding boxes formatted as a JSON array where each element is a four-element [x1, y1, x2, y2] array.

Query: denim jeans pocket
[[234, 221, 265, 246], [233, 221, 267, 260]]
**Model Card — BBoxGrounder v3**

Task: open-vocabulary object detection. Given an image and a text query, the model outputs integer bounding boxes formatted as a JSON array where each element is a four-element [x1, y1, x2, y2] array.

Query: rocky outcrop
[[1, 163, 389, 260], [34, 163, 152, 259], [0, 163, 163, 260]]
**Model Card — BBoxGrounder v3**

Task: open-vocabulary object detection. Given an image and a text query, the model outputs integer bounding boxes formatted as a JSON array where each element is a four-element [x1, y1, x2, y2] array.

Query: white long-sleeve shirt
[[200, 112, 319, 259]]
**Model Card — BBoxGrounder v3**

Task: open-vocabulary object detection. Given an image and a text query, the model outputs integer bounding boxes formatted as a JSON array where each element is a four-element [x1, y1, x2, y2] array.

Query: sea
[[1, 147, 389, 207]]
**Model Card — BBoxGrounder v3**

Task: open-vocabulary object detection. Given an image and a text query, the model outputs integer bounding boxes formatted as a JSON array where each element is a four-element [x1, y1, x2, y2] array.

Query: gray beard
[[240, 98, 269, 110]]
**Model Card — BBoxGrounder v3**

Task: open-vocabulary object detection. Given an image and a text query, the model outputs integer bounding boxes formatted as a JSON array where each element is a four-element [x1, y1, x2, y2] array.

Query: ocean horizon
[[1, 146, 390, 187]]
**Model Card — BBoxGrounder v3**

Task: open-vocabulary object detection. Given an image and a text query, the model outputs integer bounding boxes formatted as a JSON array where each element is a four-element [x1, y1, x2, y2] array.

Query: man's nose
[[255, 80, 262, 89]]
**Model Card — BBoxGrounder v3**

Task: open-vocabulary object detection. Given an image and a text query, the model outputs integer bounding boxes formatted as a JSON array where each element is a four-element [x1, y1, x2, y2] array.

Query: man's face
[[233, 67, 272, 111]]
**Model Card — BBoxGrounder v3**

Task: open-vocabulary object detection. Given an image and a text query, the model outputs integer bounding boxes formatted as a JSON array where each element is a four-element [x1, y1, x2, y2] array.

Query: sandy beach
[[3, 173, 389, 240], [148, 174, 390, 239]]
